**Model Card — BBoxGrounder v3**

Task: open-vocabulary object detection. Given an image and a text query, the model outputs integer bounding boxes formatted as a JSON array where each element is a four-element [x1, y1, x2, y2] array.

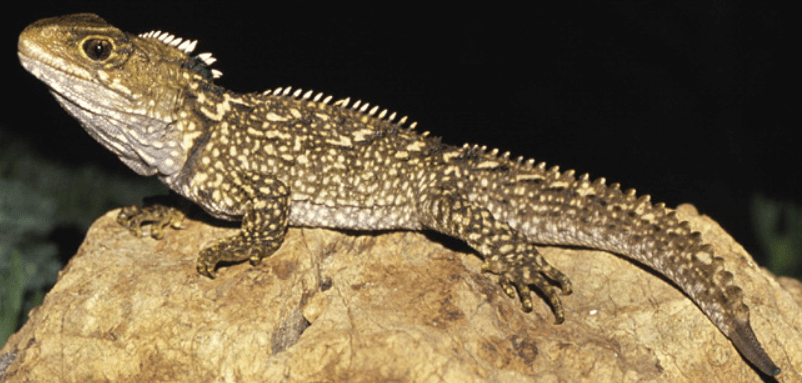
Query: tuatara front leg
[[195, 176, 291, 278], [117, 204, 186, 240], [117, 177, 291, 278], [420, 188, 573, 322]]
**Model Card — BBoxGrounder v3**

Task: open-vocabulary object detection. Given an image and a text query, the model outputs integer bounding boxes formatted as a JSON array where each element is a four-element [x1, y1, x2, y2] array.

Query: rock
[[1, 205, 799, 382]]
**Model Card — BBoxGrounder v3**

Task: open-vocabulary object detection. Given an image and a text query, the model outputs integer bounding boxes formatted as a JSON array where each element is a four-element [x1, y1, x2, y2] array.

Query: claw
[[483, 246, 572, 323], [116, 204, 185, 239], [248, 253, 263, 266], [498, 278, 518, 300], [197, 241, 225, 278], [196, 262, 216, 278], [517, 284, 534, 312]]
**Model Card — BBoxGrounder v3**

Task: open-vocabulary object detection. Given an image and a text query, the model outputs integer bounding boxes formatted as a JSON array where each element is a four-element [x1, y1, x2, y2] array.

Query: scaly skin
[[18, 14, 780, 375]]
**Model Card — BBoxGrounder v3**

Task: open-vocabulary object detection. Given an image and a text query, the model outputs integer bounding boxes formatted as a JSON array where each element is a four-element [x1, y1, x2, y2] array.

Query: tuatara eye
[[82, 38, 112, 61]]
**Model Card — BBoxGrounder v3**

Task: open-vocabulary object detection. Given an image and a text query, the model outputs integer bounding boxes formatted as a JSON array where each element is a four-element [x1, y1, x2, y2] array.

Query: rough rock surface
[[1, 204, 800, 382]]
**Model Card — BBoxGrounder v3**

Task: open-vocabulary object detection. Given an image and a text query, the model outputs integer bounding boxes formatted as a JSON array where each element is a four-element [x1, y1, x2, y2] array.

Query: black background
[[4, 1, 798, 267]]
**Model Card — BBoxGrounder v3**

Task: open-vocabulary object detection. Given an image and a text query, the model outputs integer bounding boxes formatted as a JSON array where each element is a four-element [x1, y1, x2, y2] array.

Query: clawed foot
[[196, 235, 266, 278], [482, 247, 572, 323], [117, 204, 185, 239]]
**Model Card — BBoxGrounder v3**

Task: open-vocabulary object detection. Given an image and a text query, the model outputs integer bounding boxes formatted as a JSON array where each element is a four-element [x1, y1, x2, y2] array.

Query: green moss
[[751, 194, 802, 277], [0, 132, 166, 347]]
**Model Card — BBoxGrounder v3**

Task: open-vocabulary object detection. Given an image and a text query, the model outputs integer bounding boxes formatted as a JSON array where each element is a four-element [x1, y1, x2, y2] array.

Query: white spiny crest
[[194, 53, 222, 79], [195, 52, 216, 65], [139, 30, 221, 79], [258, 86, 416, 129], [334, 97, 350, 107], [139, 30, 198, 55]]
